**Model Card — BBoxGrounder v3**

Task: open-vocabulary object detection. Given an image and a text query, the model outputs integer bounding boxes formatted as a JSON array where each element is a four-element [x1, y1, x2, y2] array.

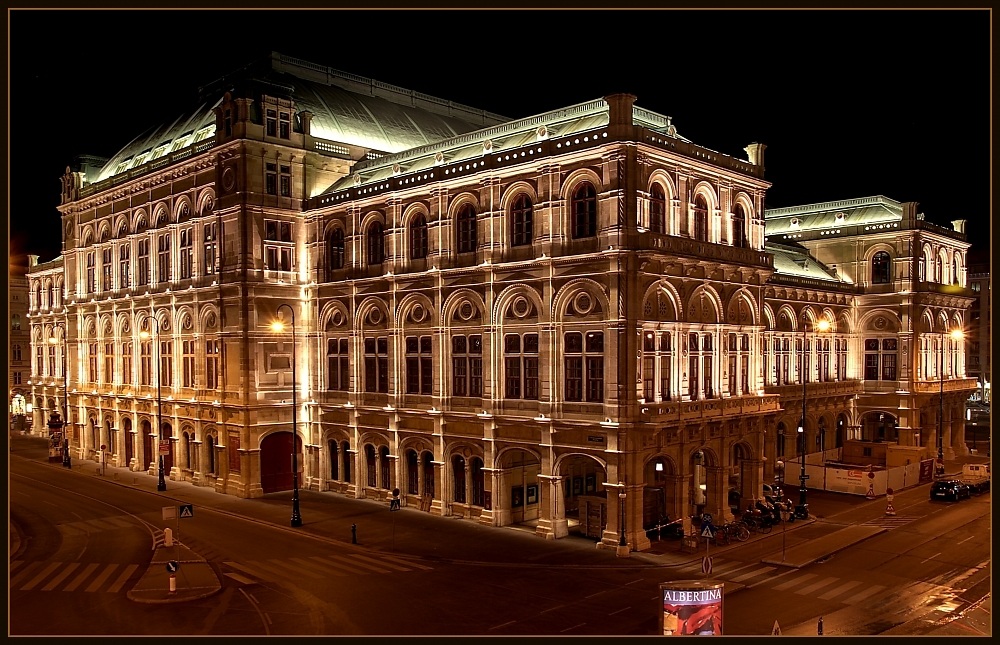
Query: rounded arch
[[131, 209, 149, 233], [152, 202, 171, 227], [762, 304, 776, 330], [493, 444, 544, 470], [690, 181, 720, 213], [319, 300, 351, 331], [552, 450, 609, 477], [724, 288, 758, 326], [174, 197, 194, 223], [198, 304, 220, 332], [82, 226, 95, 247], [492, 284, 545, 325], [396, 292, 437, 328], [775, 305, 797, 332], [647, 169, 678, 204], [639, 280, 682, 322], [499, 180, 538, 212], [858, 309, 902, 333], [97, 221, 112, 242], [115, 215, 131, 238], [551, 278, 610, 323], [685, 284, 723, 324], [197, 189, 216, 217], [354, 296, 391, 330], [442, 288, 488, 325]]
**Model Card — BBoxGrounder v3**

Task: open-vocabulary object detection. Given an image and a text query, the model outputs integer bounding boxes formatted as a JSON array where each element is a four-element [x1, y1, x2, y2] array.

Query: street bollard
[[818, 616, 823, 635], [351, 523, 357, 544], [169, 574, 176, 594], [164, 528, 173, 547]]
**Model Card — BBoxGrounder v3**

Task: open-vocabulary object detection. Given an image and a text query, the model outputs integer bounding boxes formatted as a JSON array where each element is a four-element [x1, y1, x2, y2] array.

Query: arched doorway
[[141, 419, 153, 470], [730, 443, 754, 514], [123, 417, 133, 468], [836, 414, 848, 448], [554, 453, 607, 539], [643, 455, 676, 529], [260, 432, 302, 494]]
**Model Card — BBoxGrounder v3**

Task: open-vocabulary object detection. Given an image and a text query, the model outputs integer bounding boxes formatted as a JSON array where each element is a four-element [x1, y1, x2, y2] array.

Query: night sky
[[8, 8, 992, 266]]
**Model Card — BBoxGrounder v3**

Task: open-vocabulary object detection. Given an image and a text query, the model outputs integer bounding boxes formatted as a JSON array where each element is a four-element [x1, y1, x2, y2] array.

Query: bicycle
[[723, 520, 750, 542]]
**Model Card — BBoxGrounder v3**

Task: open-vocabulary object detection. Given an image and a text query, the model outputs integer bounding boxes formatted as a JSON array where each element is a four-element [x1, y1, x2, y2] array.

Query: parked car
[[930, 479, 971, 501]]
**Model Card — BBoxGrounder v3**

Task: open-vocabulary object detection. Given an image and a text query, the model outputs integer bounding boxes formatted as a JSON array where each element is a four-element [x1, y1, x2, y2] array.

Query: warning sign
[[772, 620, 782, 635], [179, 504, 194, 518], [700, 524, 716, 539]]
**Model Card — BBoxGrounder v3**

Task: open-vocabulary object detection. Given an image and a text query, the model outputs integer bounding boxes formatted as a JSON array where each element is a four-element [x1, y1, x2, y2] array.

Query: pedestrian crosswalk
[[9, 560, 140, 593], [672, 556, 949, 604], [861, 515, 918, 529], [57, 516, 141, 538], [222, 551, 433, 585]]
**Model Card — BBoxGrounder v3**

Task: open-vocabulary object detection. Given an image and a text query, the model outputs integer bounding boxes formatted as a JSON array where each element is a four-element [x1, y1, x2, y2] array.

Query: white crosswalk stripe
[[861, 515, 918, 529], [222, 552, 434, 585], [9, 561, 140, 593]]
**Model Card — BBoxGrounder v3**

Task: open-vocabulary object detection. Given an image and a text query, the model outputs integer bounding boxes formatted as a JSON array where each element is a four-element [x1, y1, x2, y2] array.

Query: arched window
[[327, 228, 345, 273], [11, 316, 20, 332], [410, 214, 428, 259], [366, 222, 384, 266], [511, 194, 533, 246], [693, 195, 709, 242], [952, 257, 959, 285], [732, 203, 748, 248], [406, 449, 419, 495], [205, 435, 216, 474], [341, 440, 352, 483], [872, 251, 891, 284], [452, 455, 466, 503], [365, 444, 377, 487], [649, 184, 666, 234], [379, 446, 390, 489], [571, 182, 598, 238], [457, 204, 477, 253], [328, 439, 339, 480], [47, 283, 54, 309]]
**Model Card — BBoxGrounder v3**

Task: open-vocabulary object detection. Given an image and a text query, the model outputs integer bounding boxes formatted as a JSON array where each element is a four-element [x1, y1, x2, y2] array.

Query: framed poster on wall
[[585, 474, 596, 493], [511, 485, 524, 508], [573, 477, 583, 496], [527, 485, 538, 505]]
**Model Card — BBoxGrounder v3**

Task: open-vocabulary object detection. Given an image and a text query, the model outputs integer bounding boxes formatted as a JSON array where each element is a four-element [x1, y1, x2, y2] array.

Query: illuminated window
[[410, 215, 428, 259], [571, 182, 598, 238], [452, 334, 483, 397], [871, 251, 891, 284], [204, 222, 218, 275], [649, 184, 666, 234], [366, 221, 384, 265], [264, 219, 293, 271], [457, 204, 477, 253], [564, 331, 604, 402], [511, 194, 533, 246], [693, 195, 709, 242], [864, 338, 897, 381]]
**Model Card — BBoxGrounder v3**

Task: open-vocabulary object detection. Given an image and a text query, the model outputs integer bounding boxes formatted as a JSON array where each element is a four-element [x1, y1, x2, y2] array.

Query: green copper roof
[[763, 195, 903, 235]]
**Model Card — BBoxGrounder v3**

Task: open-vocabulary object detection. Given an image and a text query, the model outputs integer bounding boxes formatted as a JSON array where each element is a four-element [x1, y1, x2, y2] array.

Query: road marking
[[244, 559, 297, 580], [351, 552, 415, 572], [224, 572, 257, 585], [796, 576, 840, 595], [84, 564, 119, 592], [772, 572, 817, 591], [540, 603, 566, 614], [20, 562, 61, 590], [608, 606, 631, 615], [302, 556, 351, 576], [560, 622, 586, 633], [489, 621, 516, 631], [731, 565, 777, 583], [845, 584, 885, 604], [63, 563, 101, 592], [106, 564, 138, 593], [327, 554, 392, 574], [10, 562, 43, 588], [379, 554, 433, 571], [269, 558, 326, 579], [818, 579, 863, 600], [41, 562, 80, 591], [921, 552, 941, 564]]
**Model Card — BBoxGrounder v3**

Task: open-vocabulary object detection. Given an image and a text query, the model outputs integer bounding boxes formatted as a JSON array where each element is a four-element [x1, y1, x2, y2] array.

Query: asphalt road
[[8, 433, 991, 636]]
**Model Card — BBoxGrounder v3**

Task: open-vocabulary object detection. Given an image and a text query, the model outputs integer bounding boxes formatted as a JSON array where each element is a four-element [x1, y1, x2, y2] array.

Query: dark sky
[[8, 8, 992, 265]]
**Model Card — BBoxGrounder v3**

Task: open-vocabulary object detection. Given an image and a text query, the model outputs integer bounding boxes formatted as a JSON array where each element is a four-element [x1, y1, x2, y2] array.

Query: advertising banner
[[659, 580, 724, 635]]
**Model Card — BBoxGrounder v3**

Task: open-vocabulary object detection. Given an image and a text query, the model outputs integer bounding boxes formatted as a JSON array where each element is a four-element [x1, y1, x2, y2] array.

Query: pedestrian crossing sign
[[179, 504, 194, 518], [700, 524, 715, 539]]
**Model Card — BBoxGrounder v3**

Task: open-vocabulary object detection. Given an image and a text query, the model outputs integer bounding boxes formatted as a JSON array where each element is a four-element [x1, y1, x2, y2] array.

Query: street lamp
[[48, 326, 71, 468], [938, 328, 964, 468], [139, 319, 167, 491], [797, 317, 830, 519], [271, 304, 302, 527], [617, 483, 628, 555]]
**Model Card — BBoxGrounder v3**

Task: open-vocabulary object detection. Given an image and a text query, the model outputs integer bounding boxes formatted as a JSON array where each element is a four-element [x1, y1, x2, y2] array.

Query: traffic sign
[[179, 504, 194, 518], [772, 620, 782, 636], [700, 524, 715, 539], [702, 556, 713, 574], [701, 512, 713, 525], [165, 561, 179, 573]]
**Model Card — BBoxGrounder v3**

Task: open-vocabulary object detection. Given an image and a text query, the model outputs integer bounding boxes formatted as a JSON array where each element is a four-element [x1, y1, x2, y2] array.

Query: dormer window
[[790, 218, 800, 229], [835, 212, 845, 222]]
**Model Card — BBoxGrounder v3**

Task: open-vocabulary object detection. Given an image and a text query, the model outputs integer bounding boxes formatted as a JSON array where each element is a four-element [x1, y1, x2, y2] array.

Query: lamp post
[[140, 319, 167, 491], [796, 318, 830, 519], [48, 326, 71, 468], [938, 328, 964, 468], [271, 304, 302, 527], [617, 483, 628, 556]]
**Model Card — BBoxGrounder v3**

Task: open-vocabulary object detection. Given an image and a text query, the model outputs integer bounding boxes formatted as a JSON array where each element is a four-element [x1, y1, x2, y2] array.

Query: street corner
[[127, 560, 222, 604]]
